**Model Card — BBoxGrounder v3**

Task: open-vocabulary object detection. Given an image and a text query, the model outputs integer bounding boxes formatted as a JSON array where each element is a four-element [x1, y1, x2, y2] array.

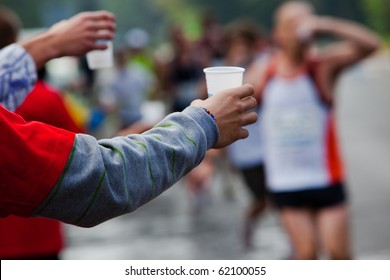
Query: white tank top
[[227, 108, 263, 169], [262, 71, 343, 192]]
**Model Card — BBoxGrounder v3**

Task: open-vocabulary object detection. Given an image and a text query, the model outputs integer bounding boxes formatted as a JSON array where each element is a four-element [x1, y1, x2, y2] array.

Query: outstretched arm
[[34, 86, 256, 227], [33, 106, 217, 227], [1, 85, 256, 227]]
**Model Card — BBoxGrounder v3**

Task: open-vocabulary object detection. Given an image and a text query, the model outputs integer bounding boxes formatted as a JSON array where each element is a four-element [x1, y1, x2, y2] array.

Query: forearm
[[317, 17, 380, 53], [0, 44, 37, 111], [19, 11, 116, 69], [33, 106, 218, 227], [20, 32, 61, 69]]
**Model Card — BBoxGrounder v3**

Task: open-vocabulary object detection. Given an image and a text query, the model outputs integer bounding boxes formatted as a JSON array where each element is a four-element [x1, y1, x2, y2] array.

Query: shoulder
[[246, 53, 278, 101], [29, 81, 64, 105]]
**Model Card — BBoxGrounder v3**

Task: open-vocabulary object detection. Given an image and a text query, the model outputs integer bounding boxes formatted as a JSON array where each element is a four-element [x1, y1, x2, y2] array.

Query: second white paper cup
[[86, 41, 114, 70], [203, 66, 245, 96]]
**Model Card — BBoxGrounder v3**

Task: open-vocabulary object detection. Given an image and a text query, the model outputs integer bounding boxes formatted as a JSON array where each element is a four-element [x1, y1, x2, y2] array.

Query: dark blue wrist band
[[200, 107, 216, 123]]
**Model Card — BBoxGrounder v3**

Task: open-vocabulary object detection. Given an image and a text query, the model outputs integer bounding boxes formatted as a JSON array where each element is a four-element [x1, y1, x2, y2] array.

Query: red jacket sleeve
[[0, 105, 75, 217]]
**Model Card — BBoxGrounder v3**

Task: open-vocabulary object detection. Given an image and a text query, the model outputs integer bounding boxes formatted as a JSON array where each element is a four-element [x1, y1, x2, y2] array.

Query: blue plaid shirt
[[0, 44, 37, 112]]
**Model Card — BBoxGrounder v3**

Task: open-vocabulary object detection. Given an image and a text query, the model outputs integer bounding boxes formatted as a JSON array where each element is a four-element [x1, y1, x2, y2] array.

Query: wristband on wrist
[[200, 107, 216, 123]]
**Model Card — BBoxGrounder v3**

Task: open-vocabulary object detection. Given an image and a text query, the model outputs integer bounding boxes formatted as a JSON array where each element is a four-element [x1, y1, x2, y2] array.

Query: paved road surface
[[62, 52, 390, 260]]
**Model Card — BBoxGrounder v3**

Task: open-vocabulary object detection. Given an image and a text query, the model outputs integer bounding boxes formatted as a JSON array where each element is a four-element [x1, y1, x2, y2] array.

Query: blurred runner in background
[[247, 0, 380, 259]]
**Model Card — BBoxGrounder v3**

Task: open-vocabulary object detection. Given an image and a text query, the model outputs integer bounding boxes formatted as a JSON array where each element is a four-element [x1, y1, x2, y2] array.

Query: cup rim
[[203, 66, 245, 74]]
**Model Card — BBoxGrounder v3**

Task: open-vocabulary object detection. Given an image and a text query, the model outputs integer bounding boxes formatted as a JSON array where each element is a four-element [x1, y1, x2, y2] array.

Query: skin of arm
[[302, 16, 381, 72], [21, 11, 116, 69], [244, 59, 269, 103], [0, 11, 116, 111]]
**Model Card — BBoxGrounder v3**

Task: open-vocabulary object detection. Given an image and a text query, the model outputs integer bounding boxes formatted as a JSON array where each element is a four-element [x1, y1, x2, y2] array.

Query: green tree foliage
[[152, 0, 202, 40], [184, 0, 366, 28], [0, 0, 383, 41], [361, 0, 390, 37]]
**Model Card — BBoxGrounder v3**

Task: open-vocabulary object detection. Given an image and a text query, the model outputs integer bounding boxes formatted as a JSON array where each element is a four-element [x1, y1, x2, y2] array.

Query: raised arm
[[298, 16, 381, 71], [21, 11, 116, 69], [0, 11, 116, 111]]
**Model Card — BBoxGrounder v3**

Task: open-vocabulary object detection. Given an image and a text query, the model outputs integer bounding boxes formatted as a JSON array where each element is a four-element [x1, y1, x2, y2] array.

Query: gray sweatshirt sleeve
[[0, 44, 37, 111], [33, 106, 218, 227]]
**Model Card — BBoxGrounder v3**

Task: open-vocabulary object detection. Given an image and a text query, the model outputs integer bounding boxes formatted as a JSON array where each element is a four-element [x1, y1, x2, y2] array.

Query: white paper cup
[[203, 66, 245, 96], [86, 41, 114, 70]]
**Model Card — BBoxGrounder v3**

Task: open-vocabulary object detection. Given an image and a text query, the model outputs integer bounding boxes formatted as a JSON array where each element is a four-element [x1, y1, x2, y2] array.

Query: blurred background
[[0, 0, 389, 260], [4, 0, 390, 45]]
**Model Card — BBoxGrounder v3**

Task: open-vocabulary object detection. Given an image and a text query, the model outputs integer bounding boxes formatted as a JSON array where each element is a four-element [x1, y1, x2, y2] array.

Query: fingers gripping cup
[[203, 66, 245, 97], [86, 40, 114, 70]]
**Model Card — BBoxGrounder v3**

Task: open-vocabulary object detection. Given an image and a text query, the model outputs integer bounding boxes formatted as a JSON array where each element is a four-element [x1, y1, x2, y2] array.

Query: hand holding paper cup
[[86, 40, 114, 70], [203, 66, 245, 96]]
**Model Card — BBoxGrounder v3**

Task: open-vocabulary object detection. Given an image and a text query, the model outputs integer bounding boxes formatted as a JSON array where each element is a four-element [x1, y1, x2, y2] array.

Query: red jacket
[[0, 81, 79, 258], [15, 81, 84, 134]]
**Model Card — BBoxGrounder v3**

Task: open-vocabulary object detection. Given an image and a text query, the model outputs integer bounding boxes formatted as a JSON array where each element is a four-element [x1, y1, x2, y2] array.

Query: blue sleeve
[[33, 106, 219, 227], [0, 44, 37, 111]]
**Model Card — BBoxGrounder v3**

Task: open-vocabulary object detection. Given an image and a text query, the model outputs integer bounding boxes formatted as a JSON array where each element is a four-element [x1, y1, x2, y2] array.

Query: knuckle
[[84, 21, 95, 30], [248, 115, 257, 123], [238, 115, 246, 125], [236, 102, 245, 113], [240, 129, 249, 139], [79, 14, 89, 22], [243, 84, 254, 94], [250, 112, 259, 123], [250, 111, 258, 120]]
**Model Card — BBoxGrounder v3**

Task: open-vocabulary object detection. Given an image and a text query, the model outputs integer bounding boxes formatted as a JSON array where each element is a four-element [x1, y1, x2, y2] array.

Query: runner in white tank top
[[262, 60, 342, 192], [245, 1, 379, 259]]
